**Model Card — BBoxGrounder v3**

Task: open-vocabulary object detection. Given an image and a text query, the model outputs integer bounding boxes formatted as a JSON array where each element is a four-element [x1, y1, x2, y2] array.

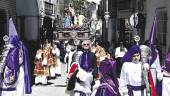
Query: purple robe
[[2, 43, 32, 93], [4, 46, 20, 86], [0, 18, 31, 93], [22, 43, 32, 93], [163, 52, 170, 72], [80, 51, 93, 72], [95, 59, 120, 96]]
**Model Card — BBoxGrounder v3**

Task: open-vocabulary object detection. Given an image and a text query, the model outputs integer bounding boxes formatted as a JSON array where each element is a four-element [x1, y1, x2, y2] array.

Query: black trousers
[[116, 57, 123, 78]]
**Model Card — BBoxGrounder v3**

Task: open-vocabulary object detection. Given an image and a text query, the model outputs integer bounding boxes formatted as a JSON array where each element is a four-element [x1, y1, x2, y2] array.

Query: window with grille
[[45, 2, 53, 15], [156, 7, 167, 63]]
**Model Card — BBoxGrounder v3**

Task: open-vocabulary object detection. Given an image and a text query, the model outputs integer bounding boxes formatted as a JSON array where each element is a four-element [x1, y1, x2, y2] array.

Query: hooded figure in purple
[[95, 58, 120, 96], [1, 18, 31, 95]]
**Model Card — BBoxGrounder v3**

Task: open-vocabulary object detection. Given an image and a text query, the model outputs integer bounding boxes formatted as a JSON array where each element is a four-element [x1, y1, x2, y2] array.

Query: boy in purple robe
[[119, 45, 149, 96]]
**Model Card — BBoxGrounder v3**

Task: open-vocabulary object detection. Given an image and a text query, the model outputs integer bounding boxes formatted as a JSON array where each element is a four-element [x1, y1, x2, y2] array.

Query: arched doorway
[[40, 16, 53, 45]]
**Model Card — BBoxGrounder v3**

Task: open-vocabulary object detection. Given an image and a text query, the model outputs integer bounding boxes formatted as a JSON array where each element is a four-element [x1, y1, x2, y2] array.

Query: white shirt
[[52, 47, 60, 57], [119, 62, 146, 96], [115, 47, 127, 58]]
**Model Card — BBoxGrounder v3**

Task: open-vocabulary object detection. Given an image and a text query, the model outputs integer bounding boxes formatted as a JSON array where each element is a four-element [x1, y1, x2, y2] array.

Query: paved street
[[26, 63, 69, 96]]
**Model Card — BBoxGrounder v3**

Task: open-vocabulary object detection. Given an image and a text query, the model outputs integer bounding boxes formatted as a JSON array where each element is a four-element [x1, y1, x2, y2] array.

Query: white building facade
[[145, 0, 170, 62], [16, 0, 63, 41]]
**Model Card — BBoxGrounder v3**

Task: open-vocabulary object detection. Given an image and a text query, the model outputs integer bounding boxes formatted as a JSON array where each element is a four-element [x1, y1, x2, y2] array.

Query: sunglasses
[[83, 43, 89, 46]]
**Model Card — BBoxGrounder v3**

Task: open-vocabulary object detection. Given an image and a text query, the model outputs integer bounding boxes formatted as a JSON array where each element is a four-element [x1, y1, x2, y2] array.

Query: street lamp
[[90, 18, 98, 43], [40, 8, 44, 26], [104, 0, 110, 28], [103, 0, 110, 42]]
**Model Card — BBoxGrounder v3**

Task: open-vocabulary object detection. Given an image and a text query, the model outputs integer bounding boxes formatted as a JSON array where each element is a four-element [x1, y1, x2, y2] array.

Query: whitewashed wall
[[145, 0, 170, 52]]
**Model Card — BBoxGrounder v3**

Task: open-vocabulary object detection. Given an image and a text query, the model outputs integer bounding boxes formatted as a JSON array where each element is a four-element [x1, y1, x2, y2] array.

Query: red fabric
[[35, 60, 42, 69], [48, 57, 54, 66], [149, 69, 156, 96], [68, 63, 78, 74]]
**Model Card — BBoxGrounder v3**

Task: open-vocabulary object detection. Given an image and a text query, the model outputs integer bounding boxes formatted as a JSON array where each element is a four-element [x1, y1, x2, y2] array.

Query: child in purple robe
[[94, 51, 120, 96]]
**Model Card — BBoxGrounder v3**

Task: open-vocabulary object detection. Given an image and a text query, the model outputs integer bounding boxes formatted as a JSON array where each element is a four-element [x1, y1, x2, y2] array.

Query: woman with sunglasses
[[69, 40, 97, 96]]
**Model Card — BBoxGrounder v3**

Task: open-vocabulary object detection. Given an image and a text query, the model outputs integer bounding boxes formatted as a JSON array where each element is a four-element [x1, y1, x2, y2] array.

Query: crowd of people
[[1, 27, 170, 96], [0, 18, 31, 96], [1, 18, 170, 96], [0, 4, 170, 96], [56, 38, 170, 96], [33, 41, 61, 85]]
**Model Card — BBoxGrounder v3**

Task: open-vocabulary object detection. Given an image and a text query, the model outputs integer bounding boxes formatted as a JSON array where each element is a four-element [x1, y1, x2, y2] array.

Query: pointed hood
[[148, 16, 157, 45], [148, 16, 157, 65], [8, 18, 20, 46]]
